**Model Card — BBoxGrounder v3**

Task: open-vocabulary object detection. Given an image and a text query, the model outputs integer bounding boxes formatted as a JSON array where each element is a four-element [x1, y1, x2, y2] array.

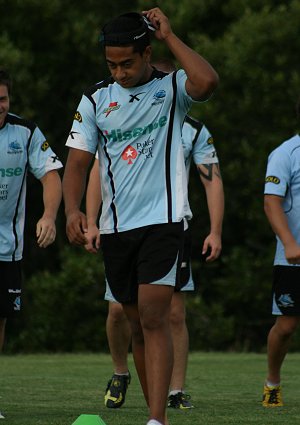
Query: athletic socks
[[266, 380, 280, 387], [146, 420, 163, 425], [169, 389, 182, 396]]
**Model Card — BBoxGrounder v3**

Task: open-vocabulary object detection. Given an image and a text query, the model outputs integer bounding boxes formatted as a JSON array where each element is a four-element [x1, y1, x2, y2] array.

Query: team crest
[[7, 140, 22, 154]]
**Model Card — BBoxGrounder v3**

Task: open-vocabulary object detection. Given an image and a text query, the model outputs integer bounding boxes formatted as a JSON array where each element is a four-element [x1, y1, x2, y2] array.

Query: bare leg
[[169, 292, 188, 391], [106, 302, 131, 373], [0, 318, 6, 352], [139, 284, 174, 424], [122, 302, 149, 404], [123, 284, 174, 425], [267, 315, 300, 384]]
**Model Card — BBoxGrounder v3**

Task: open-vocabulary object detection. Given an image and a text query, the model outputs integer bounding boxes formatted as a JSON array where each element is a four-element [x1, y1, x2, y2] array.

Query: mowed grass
[[1, 352, 300, 424]]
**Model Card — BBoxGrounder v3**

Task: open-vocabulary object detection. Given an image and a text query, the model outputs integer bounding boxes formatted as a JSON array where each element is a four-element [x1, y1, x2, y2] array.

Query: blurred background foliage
[[1, 0, 300, 352]]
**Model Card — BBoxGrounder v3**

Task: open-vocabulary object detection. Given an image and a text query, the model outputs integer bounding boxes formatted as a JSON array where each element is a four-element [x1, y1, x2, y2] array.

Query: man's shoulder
[[275, 134, 300, 156], [6, 113, 37, 132], [83, 76, 115, 98], [184, 115, 203, 131]]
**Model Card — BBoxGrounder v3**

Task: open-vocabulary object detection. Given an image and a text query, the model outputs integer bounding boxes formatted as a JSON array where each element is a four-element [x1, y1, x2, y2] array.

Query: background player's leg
[[104, 302, 132, 408], [169, 292, 188, 390], [106, 301, 131, 374], [0, 318, 7, 352]]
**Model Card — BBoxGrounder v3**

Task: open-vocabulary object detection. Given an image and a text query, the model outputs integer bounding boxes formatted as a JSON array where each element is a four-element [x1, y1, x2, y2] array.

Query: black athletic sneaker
[[0, 411, 5, 419], [104, 372, 131, 408], [167, 392, 194, 409]]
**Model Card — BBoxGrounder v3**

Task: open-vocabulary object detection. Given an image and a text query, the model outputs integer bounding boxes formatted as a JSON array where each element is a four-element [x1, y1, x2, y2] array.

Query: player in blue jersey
[[84, 58, 224, 411], [262, 99, 300, 407], [0, 69, 62, 419], [63, 8, 218, 425], [85, 117, 224, 409]]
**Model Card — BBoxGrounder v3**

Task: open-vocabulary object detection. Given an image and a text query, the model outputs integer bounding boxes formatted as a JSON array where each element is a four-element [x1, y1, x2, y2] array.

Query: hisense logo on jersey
[[104, 116, 167, 142], [0, 167, 23, 177], [103, 102, 121, 117]]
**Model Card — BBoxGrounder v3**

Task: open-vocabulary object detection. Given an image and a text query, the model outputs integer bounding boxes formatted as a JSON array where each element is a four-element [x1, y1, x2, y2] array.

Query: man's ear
[[144, 45, 152, 62]]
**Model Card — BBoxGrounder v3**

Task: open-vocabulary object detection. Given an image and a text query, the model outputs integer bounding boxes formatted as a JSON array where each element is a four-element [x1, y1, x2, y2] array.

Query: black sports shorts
[[0, 260, 22, 318], [272, 265, 300, 316], [101, 221, 184, 303]]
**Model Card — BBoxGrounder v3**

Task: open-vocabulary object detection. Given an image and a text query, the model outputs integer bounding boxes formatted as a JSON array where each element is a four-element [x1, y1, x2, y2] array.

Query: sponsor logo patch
[[122, 145, 138, 164], [104, 116, 167, 142], [0, 167, 23, 177], [103, 102, 120, 117], [74, 111, 82, 122], [265, 175, 280, 184], [41, 141, 50, 151], [129, 92, 145, 103]]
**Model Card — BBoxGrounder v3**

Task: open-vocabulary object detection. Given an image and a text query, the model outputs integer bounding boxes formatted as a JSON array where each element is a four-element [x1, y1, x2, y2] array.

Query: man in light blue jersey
[[63, 8, 218, 425], [0, 69, 62, 419], [85, 116, 224, 410], [84, 59, 224, 412], [262, 98, 300, 407]]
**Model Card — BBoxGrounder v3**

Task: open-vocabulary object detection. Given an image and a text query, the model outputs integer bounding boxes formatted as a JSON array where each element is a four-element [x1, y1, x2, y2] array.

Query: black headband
[[100, 12, 155, 46]]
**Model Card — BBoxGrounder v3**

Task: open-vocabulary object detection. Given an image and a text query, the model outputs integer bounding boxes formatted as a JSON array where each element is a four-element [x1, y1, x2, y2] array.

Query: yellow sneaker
[[262, 384, 283, 407], [104, 372, 131, 408]]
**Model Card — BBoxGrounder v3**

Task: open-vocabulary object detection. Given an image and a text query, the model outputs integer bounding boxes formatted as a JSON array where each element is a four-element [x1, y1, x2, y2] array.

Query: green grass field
[[1, 352, 300, 424]]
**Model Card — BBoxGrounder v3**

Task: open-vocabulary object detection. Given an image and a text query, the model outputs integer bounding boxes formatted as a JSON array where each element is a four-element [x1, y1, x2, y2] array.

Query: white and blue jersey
[[181, 116, 219, 290], [103, 116, 219, 298], [264, 134, 300, 266], [0, 113, 63, 261], [66, 69, 194, 234], [182, 115, 218, 174]]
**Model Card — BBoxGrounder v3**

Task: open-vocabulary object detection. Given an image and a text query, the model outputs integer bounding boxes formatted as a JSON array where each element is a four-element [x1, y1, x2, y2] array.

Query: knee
[[130, 319, 144, 345], [170, 308, 185, 328], [275, 318, 300, 338], [140, 308, 167, 331], [108, 303, 127, 325]]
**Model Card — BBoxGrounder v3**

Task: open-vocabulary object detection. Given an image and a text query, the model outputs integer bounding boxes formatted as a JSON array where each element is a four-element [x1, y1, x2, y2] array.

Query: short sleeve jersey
[[264, 134, 300, 266], [182, 115, 218, 177], [0, 113, 63, 261], [66, 69, 194, 234]]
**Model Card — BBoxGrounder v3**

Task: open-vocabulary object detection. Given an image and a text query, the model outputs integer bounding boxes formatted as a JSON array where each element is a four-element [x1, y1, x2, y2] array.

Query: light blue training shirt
[[0, 113, 63, 261], [182, 115, 218, 175], [66, 69, 196, 234], [264, 134, 300, 266]]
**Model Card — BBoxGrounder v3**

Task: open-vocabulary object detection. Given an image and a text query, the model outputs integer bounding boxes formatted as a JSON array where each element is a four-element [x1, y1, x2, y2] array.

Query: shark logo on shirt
[[8, 141, 22, 154]]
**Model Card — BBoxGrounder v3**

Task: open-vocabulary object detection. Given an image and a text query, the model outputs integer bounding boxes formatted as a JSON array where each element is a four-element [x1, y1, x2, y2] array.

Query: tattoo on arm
[[197, 163, 222, 181]]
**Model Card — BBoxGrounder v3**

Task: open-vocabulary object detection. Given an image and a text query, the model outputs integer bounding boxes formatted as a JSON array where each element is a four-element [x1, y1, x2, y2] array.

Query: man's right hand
[[66, 210, 88, 245]]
